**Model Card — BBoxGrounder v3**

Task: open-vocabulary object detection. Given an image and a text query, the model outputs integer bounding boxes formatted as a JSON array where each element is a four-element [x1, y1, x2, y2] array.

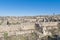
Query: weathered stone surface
[[0, 16, 60, 40]]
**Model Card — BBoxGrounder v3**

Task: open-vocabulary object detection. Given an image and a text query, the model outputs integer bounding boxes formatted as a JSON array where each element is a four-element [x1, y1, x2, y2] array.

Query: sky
[[0, 0, 60, 16]]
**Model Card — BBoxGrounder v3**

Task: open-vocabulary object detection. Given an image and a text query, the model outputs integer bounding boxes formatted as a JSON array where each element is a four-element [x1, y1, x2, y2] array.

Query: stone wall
[[0, 16, 60, 40]]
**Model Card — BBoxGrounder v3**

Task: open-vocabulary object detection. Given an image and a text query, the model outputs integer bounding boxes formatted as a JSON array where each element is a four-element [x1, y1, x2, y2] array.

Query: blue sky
[[0, 0, 60, 16]]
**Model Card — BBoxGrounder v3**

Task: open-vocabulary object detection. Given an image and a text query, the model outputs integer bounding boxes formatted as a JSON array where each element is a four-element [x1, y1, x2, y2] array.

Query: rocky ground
[[0, 15, 60, 40]]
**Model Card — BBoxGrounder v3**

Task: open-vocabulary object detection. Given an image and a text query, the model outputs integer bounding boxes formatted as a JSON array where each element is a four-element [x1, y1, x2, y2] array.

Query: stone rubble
[[0, 15, 60, 40]]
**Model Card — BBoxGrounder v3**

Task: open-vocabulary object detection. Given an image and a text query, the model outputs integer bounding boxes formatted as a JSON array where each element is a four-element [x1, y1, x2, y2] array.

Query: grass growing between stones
[[3, 32, 38, 40]]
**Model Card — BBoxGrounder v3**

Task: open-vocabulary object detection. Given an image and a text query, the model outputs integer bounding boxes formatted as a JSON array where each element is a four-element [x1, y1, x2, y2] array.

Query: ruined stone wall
[[0, 16, 60, 39]]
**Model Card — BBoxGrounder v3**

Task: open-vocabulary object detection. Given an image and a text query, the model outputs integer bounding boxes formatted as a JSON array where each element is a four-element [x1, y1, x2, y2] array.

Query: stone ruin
[[0, 15, 60, 40]]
